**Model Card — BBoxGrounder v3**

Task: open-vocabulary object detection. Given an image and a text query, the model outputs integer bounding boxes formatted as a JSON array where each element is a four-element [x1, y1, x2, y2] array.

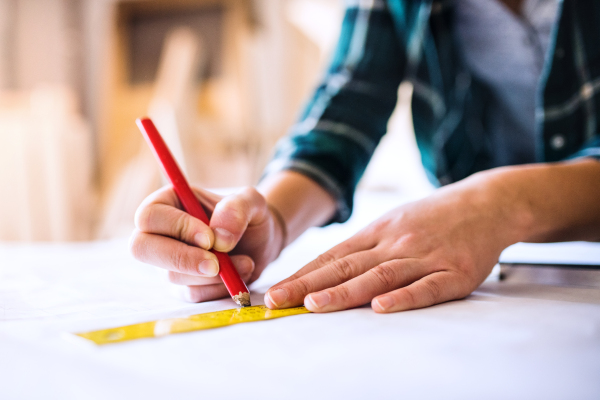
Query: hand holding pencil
[[130, 118, 285, 306]]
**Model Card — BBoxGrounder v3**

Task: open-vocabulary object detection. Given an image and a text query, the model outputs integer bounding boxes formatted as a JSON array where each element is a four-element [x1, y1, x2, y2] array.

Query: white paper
[[1, 190, 599, 400]]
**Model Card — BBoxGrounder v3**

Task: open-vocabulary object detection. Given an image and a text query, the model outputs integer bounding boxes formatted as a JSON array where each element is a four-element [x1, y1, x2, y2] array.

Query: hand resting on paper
[[264, 170, 519, 313], [264, 160, 600, 313], [130, 186, 283, 302]]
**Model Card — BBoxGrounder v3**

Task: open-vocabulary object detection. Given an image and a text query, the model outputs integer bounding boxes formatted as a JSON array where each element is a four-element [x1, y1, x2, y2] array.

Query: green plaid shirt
[[264, 0, 600, 223]]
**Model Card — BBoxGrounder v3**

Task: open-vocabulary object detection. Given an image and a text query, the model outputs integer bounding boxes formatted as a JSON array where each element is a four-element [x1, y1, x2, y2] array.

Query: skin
[[130, 159, 600, 312]]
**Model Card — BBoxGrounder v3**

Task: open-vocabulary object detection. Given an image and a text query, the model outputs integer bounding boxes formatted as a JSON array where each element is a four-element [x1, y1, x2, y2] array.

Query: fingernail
[[374, 296, 395, 311], [306, 292, 330, 309], [198, 259, 219, 276], [213, 228, 234, 252], [194, 232, 211, 249], [267, 289, 288, 307]]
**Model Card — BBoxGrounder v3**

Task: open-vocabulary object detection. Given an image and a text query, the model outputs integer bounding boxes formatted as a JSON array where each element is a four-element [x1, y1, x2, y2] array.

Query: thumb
[[209, 187, 269, 252]]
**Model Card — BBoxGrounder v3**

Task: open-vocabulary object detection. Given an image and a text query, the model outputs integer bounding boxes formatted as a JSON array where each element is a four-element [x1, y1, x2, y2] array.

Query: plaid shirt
[[264, 0, 600, 223]]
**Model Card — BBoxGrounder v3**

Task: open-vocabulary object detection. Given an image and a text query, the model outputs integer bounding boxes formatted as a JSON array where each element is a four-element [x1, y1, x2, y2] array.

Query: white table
[[1, 191, 599, 400]]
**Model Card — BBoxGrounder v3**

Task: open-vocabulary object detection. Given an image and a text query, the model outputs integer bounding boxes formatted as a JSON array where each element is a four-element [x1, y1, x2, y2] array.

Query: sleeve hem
[[261, 159, 352, 225], [567, 147, 600, 161]]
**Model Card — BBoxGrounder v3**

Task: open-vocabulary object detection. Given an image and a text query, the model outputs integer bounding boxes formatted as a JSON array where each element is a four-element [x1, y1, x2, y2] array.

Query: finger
[[269, 232, 379, 289], [167, 255, 255, 286], [184, 284, 231, 303], [130, 230, 219, 276], [135, 203, 214, 249], [210, 187, 269, 253], [265, 250, 384, 309], [302, 259, 426, 312], [135, 186, 215, 250], [371, 270, 471, 313], [183, 254, 257, 303]]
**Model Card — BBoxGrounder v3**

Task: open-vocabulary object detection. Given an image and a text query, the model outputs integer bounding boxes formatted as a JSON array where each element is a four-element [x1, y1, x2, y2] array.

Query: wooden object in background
[[0, 85, 94, 241], [97, 27, 203, 239]]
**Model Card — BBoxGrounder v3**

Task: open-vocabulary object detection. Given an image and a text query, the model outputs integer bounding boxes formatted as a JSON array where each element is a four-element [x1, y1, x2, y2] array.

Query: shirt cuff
[[261, 158, 352, 225]]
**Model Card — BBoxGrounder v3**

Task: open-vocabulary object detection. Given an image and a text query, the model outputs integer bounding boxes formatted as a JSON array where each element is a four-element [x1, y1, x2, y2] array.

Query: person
[[130, 0, 600, 313]]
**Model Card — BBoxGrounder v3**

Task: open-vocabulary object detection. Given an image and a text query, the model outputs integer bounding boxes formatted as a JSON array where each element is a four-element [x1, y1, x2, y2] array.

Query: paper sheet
[[1, 191, 599, 400], [0, 239, 194, 321]]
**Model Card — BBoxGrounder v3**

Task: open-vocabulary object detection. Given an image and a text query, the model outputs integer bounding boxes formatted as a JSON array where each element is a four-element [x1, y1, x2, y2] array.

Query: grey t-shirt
[[453, 0, 560, 166]]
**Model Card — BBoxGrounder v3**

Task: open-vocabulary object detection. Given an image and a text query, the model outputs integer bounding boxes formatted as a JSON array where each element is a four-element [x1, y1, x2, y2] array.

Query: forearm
[[476, 158, 600, 243], [258, 171, 337, 248]]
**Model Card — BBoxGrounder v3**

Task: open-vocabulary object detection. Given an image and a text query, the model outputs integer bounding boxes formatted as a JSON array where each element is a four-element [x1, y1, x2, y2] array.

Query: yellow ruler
[[74, 305, 310, 345]]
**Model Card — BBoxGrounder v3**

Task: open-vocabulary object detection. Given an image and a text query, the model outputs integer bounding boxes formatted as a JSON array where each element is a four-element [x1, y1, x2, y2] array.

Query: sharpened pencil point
[[233, 291, 251, 307]]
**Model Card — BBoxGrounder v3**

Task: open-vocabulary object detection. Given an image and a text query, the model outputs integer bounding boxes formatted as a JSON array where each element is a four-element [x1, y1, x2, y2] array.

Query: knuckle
[[404, 288, 419, 308], [174, 213, 193, 240], [334, 285, 351, 302], [315, 252, 337, 268], [370, 265, 397, 289], [240, 186, 259, 201], [454, 260, 474, 276], [291, 278, 312, 297], [171, 250, 192, 275], [134, 203, 153, 231], [216, 198, 249, 225], [361, 222, 383, 239], [243, 187, 267, 210], [389, 233, 416, 254], [424, 278, 443, 304], [452, 270, 475, 297], [238, 197, 252, 223], [229, 192, 252, 214], [128, 231, 143, 260], [329, 258, 356, 282]]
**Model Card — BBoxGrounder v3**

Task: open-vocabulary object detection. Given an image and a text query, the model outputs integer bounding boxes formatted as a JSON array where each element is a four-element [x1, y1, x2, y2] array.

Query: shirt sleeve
[[262, 1, 407, 224], [568, 136, 600, 161]]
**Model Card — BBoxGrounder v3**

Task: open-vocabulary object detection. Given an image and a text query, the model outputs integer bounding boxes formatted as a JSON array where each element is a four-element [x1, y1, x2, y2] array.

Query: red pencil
[[136, 117, 251, 307]]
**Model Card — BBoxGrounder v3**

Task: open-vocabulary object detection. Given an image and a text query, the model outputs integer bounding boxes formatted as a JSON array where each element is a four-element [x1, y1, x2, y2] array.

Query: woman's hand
[[264, 170, 532, 313], [130, 186, 283, 302]]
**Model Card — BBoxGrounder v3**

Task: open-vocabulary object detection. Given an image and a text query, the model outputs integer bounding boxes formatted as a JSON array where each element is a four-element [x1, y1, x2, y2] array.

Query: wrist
[[464, 167, 536, 246], [267, 203, 288, 258], [486, 159, 600, 243]]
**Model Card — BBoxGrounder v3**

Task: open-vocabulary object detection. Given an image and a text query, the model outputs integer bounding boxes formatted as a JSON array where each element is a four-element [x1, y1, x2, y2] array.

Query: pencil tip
[[233, 291, 251, 307]]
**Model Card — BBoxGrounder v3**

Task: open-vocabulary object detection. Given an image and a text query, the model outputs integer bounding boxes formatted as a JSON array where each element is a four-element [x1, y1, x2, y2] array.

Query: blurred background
[[0, 0, 432, 242]]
